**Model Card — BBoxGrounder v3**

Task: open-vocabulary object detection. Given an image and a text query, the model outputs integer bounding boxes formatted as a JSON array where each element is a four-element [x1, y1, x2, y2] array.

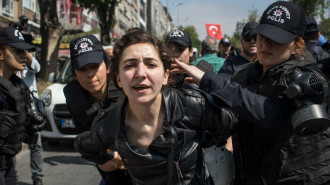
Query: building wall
[[147, 0, 172, 39]]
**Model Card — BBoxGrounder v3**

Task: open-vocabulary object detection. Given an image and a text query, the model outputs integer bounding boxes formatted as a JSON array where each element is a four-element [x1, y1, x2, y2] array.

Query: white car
[[40, 58, 77, 144]]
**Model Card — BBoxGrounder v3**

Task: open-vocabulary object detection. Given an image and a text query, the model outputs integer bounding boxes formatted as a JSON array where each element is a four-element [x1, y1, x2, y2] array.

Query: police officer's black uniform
[[64, 79, 132, 185], [199, 58, 330, 185], [0, 75, 32, 184]]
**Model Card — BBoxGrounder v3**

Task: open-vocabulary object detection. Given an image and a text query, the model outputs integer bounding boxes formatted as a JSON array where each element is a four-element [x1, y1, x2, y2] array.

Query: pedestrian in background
[[191, 36, 225, 73], [218, 38, 241, 59], [17, 50, 44, 185]]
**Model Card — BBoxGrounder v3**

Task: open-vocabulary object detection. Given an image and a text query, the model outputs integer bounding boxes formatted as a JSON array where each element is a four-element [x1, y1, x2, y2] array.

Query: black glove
[[23, 132, 39, 144]]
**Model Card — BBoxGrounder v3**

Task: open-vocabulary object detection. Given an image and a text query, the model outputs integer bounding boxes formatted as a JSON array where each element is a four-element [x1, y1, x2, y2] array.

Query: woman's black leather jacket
[[74, 85, 237, 185]]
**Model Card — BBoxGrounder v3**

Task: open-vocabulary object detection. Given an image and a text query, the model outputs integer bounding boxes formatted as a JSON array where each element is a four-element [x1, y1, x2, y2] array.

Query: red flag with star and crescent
[[206, 24, 222, 40]]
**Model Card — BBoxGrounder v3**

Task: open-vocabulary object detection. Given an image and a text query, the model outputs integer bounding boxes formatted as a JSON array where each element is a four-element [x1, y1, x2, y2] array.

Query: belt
[[0, 155, 13, 168]]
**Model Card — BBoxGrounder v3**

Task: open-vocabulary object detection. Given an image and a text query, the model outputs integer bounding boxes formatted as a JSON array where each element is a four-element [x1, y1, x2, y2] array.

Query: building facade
[[147, 0, 172, 39]]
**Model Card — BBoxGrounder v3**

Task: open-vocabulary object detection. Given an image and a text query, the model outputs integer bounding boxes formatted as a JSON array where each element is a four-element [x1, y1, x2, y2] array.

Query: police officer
[[0, 27, 37, 185], [218, 22, 258, 80], [63, 35, 131, 185], [165, 29, 193, 88], [303, 16, 330, 77], [174, 1, 330, 185]]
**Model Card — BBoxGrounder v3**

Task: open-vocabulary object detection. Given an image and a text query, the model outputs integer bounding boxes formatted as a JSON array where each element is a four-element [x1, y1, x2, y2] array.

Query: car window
[[59, 58, 75, 84]]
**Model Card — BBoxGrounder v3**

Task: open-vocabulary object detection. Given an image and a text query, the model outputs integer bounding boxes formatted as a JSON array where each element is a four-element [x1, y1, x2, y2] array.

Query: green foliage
[[71, 0, 113, 11], [72, 0, 120, 45], [289, 0, 330, 39], [319, 18, 330, 39], [183, 26, 201, 49], [61, 28, 100, 43], [289, 0, 329, 19], [248, 8, 259, 22]]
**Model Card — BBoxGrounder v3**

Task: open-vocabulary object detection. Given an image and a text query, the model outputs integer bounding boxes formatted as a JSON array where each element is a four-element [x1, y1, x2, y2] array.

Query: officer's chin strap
[[261, 175, 268, 185]]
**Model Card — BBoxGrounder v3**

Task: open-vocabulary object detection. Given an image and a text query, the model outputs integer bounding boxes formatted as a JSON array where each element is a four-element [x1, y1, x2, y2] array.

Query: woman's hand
[[171, 59, 205, 85], [97, 150, 126, 171]]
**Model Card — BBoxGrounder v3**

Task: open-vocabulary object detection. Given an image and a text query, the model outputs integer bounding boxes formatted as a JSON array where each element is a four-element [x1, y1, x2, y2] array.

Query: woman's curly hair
[[110, 28, 172, 90]]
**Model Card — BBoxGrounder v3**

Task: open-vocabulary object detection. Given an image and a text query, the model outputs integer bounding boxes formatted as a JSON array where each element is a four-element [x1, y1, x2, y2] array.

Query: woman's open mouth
[[132, 84, 150, 92]]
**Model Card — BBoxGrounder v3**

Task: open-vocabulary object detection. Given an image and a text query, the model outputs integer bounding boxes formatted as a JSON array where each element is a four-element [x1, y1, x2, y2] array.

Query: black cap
[[220, 38, 230, 45], [165, 30, 192, 47], [0, 27, 35, 50], [252, 1, 306, 44], [70, 35, 104, 70], [242, 22, 259, 37], [305, 16, 319, 34]]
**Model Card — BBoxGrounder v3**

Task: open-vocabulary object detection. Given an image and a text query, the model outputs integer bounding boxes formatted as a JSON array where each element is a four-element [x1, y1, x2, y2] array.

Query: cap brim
[[167, 39, 190, 47], [252, 24, 297, 44], [8, 42, 35, 51], [72, 51, 103, 69], [221, 42, 230, 45], [242, 30, 253, 38]]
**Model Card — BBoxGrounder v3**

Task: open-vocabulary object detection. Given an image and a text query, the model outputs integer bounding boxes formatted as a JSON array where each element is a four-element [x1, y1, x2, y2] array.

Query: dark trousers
[[0, 156, 17, 185]]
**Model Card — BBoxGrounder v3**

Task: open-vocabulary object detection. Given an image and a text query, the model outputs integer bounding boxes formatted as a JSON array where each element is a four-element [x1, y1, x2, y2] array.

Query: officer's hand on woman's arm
[[97, 149, 126, 172], [172, 59, 205, 85]]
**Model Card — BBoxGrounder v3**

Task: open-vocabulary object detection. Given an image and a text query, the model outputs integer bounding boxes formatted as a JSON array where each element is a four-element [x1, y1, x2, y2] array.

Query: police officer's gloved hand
[[23, 132, 38, 144]]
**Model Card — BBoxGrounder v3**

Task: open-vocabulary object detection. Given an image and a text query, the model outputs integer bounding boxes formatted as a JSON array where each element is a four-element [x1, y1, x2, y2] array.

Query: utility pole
[[173, 2, 182, 28]]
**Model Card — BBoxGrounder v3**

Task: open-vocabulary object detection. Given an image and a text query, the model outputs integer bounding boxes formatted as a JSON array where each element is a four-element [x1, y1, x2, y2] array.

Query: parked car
[[40, 58, 77, 144]]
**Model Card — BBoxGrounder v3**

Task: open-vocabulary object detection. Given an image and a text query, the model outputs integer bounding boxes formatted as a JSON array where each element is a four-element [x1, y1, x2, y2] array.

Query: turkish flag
[[206, 24, 222, 40]]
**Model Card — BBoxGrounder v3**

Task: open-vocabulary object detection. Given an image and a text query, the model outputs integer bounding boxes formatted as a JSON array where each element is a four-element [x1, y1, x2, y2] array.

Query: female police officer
[[0, 27, 37, 185], [174, 1, 330, 185], [63, 35, 132, 185]]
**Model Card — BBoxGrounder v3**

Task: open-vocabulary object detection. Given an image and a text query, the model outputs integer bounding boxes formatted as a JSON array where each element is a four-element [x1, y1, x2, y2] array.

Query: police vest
[[0, 75, 30, 155], [64, 79, 121, 132], [231, 60, 330, 185]]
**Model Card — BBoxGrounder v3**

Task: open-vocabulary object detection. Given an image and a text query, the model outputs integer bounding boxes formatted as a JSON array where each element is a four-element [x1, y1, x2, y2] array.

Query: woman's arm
[[173, 59, 289, 129]]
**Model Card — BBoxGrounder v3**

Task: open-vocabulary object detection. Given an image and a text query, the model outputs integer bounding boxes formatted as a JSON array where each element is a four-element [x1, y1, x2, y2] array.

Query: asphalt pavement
[[16, 140, 101, 185]]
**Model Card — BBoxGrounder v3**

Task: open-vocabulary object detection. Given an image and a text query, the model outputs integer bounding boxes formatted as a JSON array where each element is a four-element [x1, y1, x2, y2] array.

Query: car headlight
[[40, 89, 52, 107]]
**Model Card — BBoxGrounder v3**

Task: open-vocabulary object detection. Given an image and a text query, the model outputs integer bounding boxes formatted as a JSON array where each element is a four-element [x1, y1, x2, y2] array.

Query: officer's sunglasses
[[244, 34, 257, 42]]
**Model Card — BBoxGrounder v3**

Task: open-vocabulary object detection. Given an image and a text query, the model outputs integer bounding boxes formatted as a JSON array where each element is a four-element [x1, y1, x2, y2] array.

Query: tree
[[72, 0, 120, 45], [289, 0, 330, 39], [183, 26, 201, 49], [248, 7, 259, 22], [319, 18, 330, 39], [38, 0, 64, 80], [289, 0, 329, 19]]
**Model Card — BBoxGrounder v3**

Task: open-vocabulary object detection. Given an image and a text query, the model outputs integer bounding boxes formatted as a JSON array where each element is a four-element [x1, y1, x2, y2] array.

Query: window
[[1, 0, 14, 16], [24, 0, 36, 11]]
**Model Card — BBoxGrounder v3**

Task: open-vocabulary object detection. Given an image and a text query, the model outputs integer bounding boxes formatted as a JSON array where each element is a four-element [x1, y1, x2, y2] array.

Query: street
[[16, 139, 101, 185]]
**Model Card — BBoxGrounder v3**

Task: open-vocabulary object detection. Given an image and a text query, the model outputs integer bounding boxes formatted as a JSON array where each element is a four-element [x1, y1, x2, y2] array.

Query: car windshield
[[59, 58, 75, 84]]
